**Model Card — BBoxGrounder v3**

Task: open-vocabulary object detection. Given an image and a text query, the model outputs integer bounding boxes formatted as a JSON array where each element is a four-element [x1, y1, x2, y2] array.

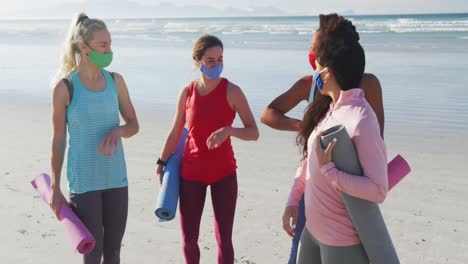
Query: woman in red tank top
[[156, 34, 259, 264]]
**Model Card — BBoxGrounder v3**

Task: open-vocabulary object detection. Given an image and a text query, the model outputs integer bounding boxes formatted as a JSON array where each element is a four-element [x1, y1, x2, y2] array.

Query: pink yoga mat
[[31, 173, 95, 254], [388, 155, 411, 191]]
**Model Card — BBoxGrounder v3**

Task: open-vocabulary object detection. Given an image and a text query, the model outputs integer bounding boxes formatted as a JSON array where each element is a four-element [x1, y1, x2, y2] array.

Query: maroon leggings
[[179, 172, 237, 264]]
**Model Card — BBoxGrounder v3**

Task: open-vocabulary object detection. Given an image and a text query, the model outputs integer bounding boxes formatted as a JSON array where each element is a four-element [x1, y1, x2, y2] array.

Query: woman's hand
[[99, 127, 121, 156], [156, 164, 164, 185], [282, 205, 299, 237], [49, 185, 68, 220], [314, 131, 337, 167], [206, 126, 231, 150]]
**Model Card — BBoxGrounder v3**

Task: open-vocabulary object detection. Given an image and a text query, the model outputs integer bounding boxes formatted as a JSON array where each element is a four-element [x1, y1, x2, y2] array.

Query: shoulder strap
[[62, 78, 74, 103], [110, 72, 115, 81], [189, 80, 197, 93], [184, 80, 196, 105]]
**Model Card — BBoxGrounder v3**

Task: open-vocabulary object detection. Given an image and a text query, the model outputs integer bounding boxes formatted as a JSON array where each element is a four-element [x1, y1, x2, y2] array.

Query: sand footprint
[[5, 184, 18, 192], [23, 213, 33, 218], [41, 229, 57, 239], [17, 229, 29, 235], [41, 233, 56, 239], [234, 256, 256, 264]]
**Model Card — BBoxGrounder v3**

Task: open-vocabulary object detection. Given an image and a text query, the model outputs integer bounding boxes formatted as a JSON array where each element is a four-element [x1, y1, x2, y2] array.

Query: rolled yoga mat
[[31, 173, 95, 254], [155, 128, 189, 221], [321, 125, 402, 264], [388, 155, 410, 190]]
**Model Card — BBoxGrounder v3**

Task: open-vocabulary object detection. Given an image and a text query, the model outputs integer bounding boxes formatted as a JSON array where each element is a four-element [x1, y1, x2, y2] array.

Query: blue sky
[[0, 0, 467, 19]]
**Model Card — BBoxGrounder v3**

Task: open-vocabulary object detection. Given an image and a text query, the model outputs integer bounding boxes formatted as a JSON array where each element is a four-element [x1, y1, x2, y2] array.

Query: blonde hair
[[52, 12, 107, 86]]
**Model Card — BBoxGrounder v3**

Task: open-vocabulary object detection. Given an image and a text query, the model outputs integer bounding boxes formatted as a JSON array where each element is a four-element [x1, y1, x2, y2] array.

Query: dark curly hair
[[318, 13, 360, 43], [297, 14, 365, 158]]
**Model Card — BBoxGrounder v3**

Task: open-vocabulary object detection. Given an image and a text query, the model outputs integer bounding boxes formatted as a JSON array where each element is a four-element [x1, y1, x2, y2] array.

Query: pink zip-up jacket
[[287, 88, 388, 246]]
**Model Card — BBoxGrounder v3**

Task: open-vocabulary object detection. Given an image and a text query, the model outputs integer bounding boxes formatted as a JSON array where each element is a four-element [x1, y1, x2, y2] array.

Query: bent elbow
[[260, 108, 272, 125], [260, 114, 267, 125], [375, 186, 388, 204], [133, 121, 140, 135], [252, 129, 260, 141]]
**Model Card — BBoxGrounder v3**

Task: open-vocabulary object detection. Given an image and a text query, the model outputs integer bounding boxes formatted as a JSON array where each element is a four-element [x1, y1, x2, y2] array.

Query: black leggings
[[70, 187, 128, 264]]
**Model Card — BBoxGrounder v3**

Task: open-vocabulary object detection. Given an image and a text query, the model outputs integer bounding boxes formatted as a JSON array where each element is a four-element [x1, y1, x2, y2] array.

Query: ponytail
[[51, 12, 107, 86]]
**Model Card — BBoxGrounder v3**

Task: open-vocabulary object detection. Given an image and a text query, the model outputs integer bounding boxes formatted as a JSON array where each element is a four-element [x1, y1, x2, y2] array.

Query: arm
[[115, 73, 139, 138], [362, 73, 384, 137], [50, 80, 70, 218], [227, 83, 259, 141], [99, 73, 139, 156], [260, 76, 311, 131], [156, 87, 188, 181], [282, 159, 307, 237], [287, 159, 307, 206], [206, 83, 259, 149], [321, 116, 388, 203]]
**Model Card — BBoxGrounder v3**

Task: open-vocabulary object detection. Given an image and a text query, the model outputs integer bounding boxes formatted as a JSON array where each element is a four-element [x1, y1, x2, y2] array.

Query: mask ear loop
[[320, 68, 330, 84]]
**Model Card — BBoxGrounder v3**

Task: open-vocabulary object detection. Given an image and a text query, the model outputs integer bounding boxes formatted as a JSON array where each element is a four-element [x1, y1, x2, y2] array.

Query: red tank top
[[181, 78, 237, 184]]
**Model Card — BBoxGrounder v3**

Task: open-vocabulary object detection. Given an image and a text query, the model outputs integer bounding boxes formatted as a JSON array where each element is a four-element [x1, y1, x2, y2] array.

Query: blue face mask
[[313, 69, 325, 93], [200, 64, 223, 80]]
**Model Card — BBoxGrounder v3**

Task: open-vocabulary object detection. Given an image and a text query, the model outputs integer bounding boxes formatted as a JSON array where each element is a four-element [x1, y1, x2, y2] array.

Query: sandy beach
[[1, 12, 468, 264], [1, 86, 467, 263]]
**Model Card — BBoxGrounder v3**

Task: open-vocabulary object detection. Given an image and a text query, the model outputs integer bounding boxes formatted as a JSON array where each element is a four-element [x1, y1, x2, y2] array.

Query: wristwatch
[[157, 158, 167, 167]]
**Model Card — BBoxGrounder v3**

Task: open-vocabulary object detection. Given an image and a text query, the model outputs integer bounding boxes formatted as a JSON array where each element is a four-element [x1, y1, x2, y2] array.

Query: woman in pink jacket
[[283, 19, 388, 264]]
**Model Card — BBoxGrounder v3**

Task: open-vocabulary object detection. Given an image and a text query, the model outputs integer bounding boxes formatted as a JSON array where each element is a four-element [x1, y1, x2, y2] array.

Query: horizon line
[[0, 11, 467, 21]]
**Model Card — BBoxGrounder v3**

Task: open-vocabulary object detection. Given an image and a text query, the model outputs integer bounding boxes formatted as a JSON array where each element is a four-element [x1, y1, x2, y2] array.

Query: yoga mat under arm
[[321, 125, 400, 264], [155, 128, 189, 221]]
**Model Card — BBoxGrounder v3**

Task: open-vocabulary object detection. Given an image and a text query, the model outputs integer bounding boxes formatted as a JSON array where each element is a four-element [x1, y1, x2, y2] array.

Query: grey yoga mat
[[320, 124, 399, 264]]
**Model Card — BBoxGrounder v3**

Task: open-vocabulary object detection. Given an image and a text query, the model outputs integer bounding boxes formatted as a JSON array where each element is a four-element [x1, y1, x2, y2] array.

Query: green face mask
[[87, 50, 113, 68]]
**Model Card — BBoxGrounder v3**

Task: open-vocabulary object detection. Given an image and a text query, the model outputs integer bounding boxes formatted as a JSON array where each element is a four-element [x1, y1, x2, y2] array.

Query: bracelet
[[156, 158, 167, 167]]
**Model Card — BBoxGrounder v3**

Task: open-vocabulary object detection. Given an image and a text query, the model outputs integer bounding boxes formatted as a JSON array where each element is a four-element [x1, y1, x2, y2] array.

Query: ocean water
[[1, 14, 467, 264], [1, 13, 468, 152]]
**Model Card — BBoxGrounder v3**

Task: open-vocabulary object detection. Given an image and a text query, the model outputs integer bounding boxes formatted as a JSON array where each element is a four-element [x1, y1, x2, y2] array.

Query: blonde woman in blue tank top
[[49, 12, 139, 264]]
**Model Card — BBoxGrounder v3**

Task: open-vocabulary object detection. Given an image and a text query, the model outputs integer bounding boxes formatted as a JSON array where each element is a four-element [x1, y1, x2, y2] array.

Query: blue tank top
[[66, 70, 127, 194]]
